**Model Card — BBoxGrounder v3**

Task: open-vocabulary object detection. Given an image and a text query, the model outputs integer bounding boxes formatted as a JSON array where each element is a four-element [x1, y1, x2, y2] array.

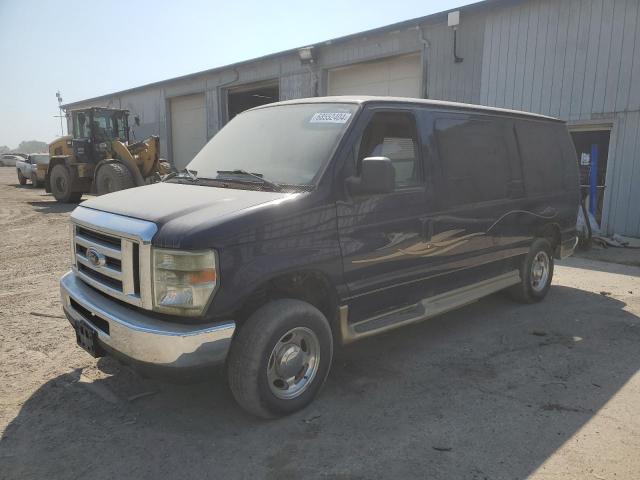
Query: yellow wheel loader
[[46, 107, 171, 203]]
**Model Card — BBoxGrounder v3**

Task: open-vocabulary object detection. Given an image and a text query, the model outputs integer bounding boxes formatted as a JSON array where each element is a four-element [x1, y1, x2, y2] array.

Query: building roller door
[[170, 93, 207, 170], [327, 53, 422, 98]]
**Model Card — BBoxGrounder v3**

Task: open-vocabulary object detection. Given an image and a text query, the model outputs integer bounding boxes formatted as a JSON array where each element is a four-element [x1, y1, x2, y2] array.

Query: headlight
[[152, 248, 218, 315]]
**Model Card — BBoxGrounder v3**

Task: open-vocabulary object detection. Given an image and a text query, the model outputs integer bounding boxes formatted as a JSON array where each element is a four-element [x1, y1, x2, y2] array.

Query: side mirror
[[134, 115, 141, 126], [348, 156, 395, 195]]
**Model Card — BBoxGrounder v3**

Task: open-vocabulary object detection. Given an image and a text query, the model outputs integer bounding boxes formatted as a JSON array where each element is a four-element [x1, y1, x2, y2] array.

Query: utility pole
[[55, 91, 65, 136]]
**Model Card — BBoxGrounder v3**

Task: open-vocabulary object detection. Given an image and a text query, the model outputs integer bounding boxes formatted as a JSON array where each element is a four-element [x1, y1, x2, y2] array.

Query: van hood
[[80, 182, 297, 247]]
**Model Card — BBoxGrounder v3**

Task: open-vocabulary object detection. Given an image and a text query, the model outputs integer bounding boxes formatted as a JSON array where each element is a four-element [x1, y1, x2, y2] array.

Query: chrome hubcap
[[267, 327, 320, 400], [531, 251, 550, 292]]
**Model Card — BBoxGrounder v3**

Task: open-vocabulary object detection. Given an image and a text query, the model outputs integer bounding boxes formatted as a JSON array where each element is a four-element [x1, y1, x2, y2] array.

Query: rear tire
[[508, 238, 554, 303], [227, 299, 334, 419], [95, 162, 135, 195], [17, 170, 26, 185], [30, 173, 41, 188], [50, 164, 82, 203]]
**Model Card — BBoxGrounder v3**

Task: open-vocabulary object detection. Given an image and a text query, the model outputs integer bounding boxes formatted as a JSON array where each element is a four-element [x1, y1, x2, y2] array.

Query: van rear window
[[435, 116, 511, 206], [515, 121, 564, 195]]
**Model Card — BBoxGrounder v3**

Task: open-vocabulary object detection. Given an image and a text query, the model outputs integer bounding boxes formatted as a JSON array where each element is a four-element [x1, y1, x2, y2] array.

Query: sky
[[0, 0, 472, 148]]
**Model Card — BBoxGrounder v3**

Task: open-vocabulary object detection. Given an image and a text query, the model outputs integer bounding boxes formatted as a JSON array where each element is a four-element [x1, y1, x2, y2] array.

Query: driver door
[[337, 108, 433, 322]]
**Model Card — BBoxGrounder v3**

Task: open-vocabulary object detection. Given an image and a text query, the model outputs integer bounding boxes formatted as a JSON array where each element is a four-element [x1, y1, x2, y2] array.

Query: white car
[[16, 153, 49, 187], [0, 154, 22, 167]]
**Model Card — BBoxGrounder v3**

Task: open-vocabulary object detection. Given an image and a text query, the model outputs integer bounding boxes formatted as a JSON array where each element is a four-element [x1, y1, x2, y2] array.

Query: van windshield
[[187, 103, 358, 186]]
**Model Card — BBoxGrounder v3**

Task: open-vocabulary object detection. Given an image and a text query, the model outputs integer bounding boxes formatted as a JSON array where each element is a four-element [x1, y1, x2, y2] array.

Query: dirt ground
[[1, 166, 639, 480], [575, 244, 640, 268]]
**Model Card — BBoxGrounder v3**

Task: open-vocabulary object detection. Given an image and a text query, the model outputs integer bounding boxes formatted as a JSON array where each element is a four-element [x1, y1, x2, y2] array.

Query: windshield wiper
[[216, 169, 282, 191], [163, 168, 198, 182]]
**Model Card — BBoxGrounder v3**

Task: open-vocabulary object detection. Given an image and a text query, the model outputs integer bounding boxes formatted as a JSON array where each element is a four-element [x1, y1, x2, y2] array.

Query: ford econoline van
[[60, 97, 579, 417]]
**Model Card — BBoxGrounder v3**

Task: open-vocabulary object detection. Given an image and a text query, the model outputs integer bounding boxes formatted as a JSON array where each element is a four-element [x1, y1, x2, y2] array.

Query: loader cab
[[71, 108, 130, 163]]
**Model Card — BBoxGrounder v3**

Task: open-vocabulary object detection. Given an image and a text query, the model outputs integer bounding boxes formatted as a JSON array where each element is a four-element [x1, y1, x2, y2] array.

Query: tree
[[0, 146, 9, 154], [14, 140, 48, 154]]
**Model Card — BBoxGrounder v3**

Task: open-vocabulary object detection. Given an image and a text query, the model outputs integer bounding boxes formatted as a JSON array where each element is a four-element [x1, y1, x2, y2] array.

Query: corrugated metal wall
[[603, 111, 640, 236], [426, 12, 486, 103], [480, 0, 640, 117]]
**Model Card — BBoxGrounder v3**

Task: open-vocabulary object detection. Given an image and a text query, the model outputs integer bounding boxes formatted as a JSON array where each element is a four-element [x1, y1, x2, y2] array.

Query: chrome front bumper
[[60, 271, 235, 371]]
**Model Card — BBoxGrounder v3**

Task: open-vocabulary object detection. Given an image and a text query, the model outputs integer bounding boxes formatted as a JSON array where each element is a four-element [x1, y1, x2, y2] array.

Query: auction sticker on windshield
[[309, 112, 352, 123]]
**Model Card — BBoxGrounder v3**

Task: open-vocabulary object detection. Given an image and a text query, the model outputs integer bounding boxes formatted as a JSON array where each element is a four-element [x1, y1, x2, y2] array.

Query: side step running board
[[339, 270, 521, 344]]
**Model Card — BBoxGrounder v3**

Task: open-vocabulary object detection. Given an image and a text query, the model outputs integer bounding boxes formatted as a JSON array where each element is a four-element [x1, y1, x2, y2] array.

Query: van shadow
[[2, 286, 639, 479], [560, 254, 640, 275], [27, 200, 78, 214]]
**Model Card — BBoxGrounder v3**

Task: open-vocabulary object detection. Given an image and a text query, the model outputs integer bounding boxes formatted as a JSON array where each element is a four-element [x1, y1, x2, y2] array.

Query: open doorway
[[227, 81, 279, 122], [570, 128, 611, 227]]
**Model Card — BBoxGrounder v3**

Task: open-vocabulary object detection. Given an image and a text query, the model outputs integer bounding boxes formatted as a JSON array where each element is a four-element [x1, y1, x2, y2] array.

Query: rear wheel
[[50, 164, 81, 203], [508, 238, 554, 303], [17, 169, 26, 185], [227, 299, 334, 418], [30, 173, 42, 188], [96, 162, 135, 195]]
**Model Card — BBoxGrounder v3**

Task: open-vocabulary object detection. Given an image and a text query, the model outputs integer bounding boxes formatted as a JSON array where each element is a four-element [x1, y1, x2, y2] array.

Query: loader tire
[[96, 162, 135, 195], [50, 164, 81, 203]]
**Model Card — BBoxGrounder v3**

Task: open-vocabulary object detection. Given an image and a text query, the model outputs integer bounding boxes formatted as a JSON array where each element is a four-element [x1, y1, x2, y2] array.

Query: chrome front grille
[[70, 206, 157, 310], [74, 225, 135, 295]]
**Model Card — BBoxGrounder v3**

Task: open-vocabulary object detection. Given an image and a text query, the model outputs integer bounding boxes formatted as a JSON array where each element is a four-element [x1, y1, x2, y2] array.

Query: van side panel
[[425, 110, 532, 287], [336, 107, 579, 328], [513, 119, 580, 256]]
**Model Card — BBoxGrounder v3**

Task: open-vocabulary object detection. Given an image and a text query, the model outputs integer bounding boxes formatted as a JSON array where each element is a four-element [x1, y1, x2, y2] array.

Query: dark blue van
[[60, 96, 579, 417]]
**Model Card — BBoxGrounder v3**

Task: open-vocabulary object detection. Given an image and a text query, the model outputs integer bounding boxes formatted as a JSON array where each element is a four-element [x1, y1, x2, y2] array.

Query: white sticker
[[580, 152, 591, 165], [310, 112, 352, 124]]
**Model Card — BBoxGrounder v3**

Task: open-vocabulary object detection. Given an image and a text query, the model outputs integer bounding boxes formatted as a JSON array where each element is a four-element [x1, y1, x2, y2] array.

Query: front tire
[[227, 299, 334, 419], [95, 162, 135, 195], [508, 238, 554, 303], [17, 169, 26, 185], [50, 164, 82, 203]]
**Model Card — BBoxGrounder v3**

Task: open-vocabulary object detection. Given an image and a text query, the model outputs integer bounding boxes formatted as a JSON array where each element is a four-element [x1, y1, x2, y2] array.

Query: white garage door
[[170, 93, 207, 170], [327, 53, 422, 98]]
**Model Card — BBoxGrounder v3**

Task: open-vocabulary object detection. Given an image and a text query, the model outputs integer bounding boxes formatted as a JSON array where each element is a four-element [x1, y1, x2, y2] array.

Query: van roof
[[252, 96, 561, 122]]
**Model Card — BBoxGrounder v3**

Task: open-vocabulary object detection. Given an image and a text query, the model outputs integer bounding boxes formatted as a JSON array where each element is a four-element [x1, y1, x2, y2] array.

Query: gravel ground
[[1, 166, 639, 480]]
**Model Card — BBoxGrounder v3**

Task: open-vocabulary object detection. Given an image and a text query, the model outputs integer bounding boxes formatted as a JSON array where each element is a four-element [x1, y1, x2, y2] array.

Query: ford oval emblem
[[86, 247, 106, 267]]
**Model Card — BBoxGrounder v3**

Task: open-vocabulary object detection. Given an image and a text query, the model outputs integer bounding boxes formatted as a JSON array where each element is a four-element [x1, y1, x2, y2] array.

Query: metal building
[[63, 0, 640, 237]]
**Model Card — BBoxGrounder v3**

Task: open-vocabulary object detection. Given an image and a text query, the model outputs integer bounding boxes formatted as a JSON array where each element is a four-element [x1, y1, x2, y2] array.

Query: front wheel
[[17, 169, 26, 185], [508, 238, 554, 303], [95, 162, 135, 195], [227, 299, 334, 418], [50, 164, 82, 203]]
